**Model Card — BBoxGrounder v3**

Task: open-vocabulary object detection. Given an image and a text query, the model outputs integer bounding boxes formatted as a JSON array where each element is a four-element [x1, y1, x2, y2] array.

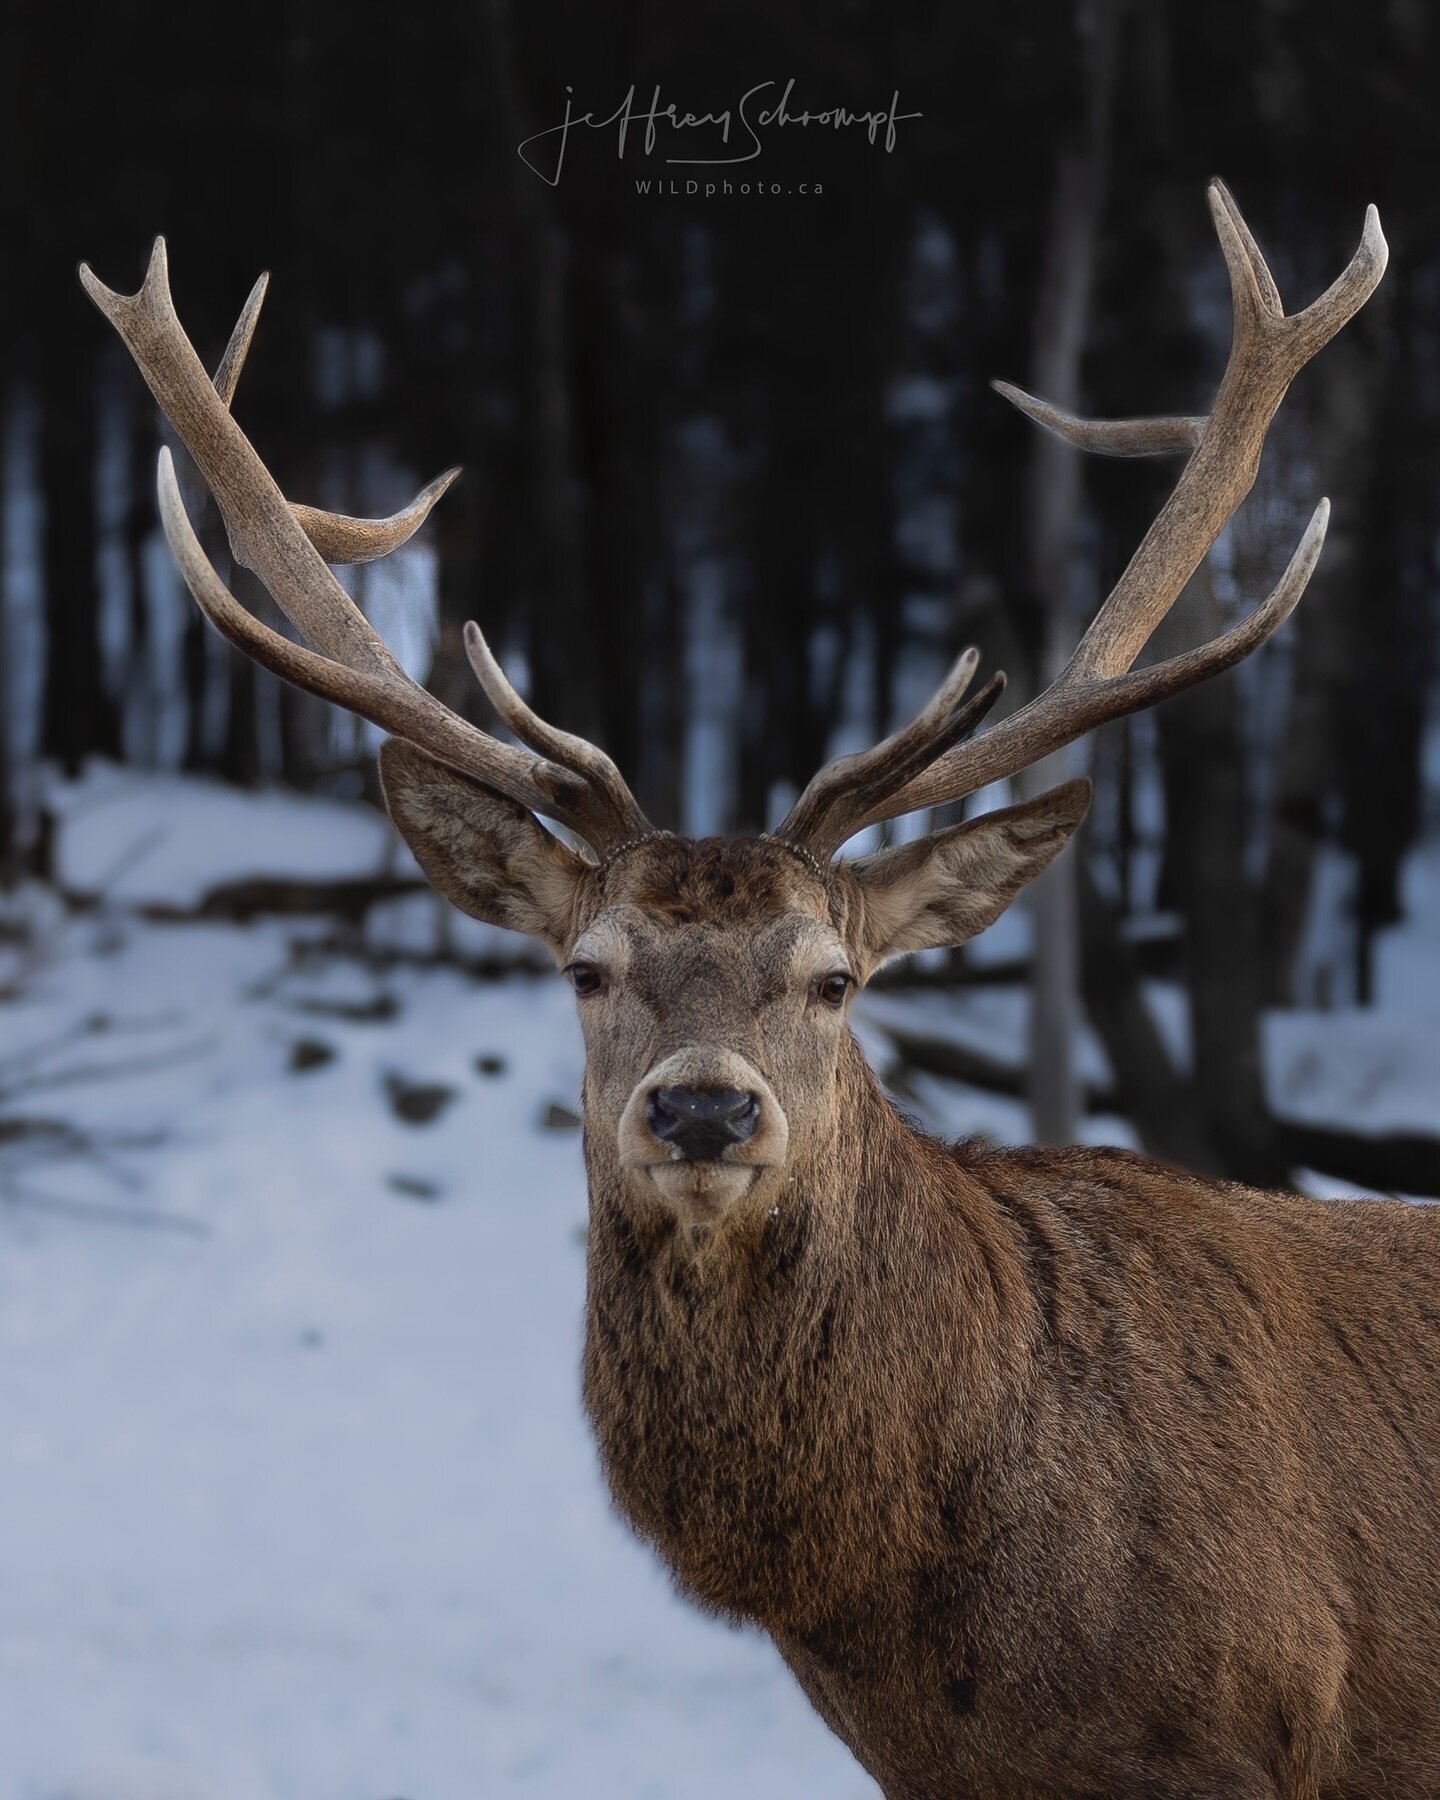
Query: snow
[[48, 764, 396, 911], [1376, 835, 1440, 1015], [1265, 1008, 1440, 1138], [9, 766, 1440, 1798], [0, 900, 874, 1797], [1243, 837, 1440, 1137]]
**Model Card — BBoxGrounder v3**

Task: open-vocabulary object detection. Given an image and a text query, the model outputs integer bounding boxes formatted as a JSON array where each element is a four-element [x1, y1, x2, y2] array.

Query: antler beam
[[779, 181, 1386, 858]]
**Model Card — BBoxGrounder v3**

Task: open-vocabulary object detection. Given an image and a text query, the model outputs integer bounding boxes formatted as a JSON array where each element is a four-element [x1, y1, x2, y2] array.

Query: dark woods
[[2, 0, 1436, 1188]]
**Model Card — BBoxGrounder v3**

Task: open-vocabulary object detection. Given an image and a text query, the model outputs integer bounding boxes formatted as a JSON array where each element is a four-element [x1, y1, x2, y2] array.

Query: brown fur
[[586, 1048, 1440, 1800], [379, 752, 1440, 1800]]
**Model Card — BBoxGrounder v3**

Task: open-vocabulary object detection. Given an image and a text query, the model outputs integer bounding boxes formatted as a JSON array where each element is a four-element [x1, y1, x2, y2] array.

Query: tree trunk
[[0, 380, 14, 876], [481, 0, 597, 749], [1339, 270, 1426, 1008], [1261, 322, 1383, 1002], [121, 373, 158, 768], [1154, 562, 1290, 1188], [1020, 0, 1119, 1144], [40, 333, 120, 774], [1077, 857, 1225, 1175]]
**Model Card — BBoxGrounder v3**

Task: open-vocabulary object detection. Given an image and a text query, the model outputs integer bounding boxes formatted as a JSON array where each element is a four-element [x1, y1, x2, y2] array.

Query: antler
[[779, 181, 1387, 859], [80, 239, 653, 858]]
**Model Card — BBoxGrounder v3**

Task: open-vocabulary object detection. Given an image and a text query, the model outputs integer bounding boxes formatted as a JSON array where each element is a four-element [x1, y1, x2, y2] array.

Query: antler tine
[[208, 270, 465, 568], [1208, 178, 1284, 324], [990, 383, 1206, 458], [1286, 200, 1387, 360], [212, 272, 268, 408], [86, 240, 654, 858], [463, 622, 653, 841], [776, 650, 1005, 856], [156, 448, 583, 821], [780, 183, 1384, 856], [290, 468, 464, 567]]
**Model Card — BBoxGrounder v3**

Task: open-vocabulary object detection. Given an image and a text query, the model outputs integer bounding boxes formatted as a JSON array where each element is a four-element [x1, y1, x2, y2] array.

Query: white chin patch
[[648, 1160, 759, 1219]]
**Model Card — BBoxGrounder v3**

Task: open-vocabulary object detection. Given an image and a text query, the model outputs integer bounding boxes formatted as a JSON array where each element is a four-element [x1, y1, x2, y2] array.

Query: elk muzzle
[[618, 1045, 789, 1221]]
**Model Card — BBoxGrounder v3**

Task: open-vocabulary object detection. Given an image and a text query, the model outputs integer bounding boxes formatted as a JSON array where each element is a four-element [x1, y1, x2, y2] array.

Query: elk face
[[379, 740, 1090, 1229], [564, 835, 851, 1224]]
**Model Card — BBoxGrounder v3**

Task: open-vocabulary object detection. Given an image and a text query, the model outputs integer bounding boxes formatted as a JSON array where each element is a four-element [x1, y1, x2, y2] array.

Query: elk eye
[[565, 962, 606, 998], [816, 972, 852, 1008]]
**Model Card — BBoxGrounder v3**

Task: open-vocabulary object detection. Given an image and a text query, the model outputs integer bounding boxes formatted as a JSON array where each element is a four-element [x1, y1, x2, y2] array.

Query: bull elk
[[82, 183, 1440, 1799]]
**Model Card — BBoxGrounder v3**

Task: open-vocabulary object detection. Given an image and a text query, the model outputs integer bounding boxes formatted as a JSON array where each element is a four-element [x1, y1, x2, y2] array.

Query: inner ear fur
[[842, 777, 1092, 971], [378, 738, 595, 956]]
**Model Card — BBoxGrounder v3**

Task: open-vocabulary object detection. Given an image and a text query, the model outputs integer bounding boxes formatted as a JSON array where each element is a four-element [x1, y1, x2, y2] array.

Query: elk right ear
[[843, 777, 1092, 972], [379, 739, 595, 957]]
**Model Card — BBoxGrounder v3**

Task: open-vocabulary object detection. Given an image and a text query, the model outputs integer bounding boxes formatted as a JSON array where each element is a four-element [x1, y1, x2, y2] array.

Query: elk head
[[378, 740, 1090, 1225], [81, 181, 1386, 1235]]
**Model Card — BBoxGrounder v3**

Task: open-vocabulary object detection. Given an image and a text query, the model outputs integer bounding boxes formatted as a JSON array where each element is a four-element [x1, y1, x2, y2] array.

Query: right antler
[[80, 240, 654, 859], [778, 181, 1387, 858]]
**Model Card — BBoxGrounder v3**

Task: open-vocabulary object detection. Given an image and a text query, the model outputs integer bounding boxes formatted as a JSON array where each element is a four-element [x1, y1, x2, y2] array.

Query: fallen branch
[[1275, 1121, 1440, 1200], [869, 919, 1183, 992], [145, 872, 429, 924], [0, 1010, 190, 1082], [1, 1039, 215, 1102], [871, 1013, 1440, 1201], [870, 1018, 1117, 1110], [1, 1179, 209, 1236]]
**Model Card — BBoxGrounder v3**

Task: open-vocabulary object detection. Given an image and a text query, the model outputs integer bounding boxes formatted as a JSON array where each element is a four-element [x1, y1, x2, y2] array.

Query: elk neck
[[579, 1026, 1043, 1637]]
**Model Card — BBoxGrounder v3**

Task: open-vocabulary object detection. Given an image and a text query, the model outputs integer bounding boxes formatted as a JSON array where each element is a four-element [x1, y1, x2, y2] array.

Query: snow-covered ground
[[5, 767, 1440, 1799], [2, 775, 877, 1800]]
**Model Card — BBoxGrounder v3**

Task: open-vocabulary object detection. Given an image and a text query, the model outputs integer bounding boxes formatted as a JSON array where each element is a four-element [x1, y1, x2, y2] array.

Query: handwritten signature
[[518, 79, 921, 186]]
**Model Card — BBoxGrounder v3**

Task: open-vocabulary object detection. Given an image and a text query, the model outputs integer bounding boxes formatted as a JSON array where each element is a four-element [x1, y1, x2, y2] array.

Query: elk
[[82, 183, 1440, 1800]]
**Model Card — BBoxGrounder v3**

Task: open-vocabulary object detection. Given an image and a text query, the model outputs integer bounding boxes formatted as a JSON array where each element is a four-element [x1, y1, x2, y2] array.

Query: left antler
[[778, 180, 1387, 859]]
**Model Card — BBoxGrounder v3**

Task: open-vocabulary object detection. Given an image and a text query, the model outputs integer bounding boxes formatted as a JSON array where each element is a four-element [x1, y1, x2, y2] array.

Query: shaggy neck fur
[[580, 1030, 1040, 1639]]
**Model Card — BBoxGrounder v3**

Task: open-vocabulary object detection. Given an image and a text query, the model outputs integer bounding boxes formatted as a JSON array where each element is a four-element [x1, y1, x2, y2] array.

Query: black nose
[[647, 1086, 760, 1161]]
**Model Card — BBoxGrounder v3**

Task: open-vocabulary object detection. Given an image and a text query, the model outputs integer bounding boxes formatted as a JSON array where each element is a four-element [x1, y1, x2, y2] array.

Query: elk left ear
[[379, 739, 595, 959], [844, 777, 1092, 971]]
